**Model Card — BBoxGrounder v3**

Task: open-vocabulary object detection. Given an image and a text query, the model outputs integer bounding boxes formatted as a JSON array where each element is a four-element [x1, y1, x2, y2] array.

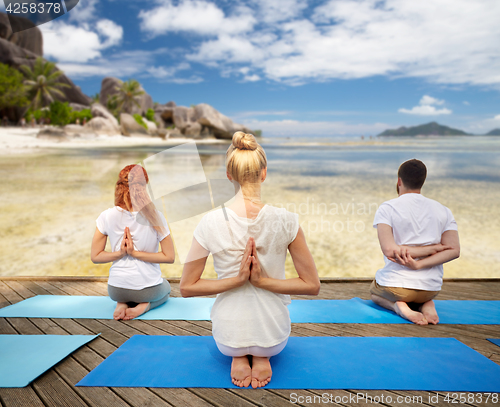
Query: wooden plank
[[111, 388, 172, 407], [33, 281, 69, 296], [190, 388, 259, 407], [0, 387, 46, 407], [2, 281, 36, 300], [54, 357, 129, 407], [32, 370, 88, 407], [270, 390, 342, 406], [230, 388, 303, 407], [48, 282, 87, 296], [164, 320, 212, 336], [75, 319, 129, 348], [0, 291, 13, 308], [0, 281, 23, 305], [150, 388, 213, 407], [16, 281, 51, 296], [6, 318, 43, 335], [96, 319, 145, 338], [54, 319, 118, 359], [60, 319, 176, 407], [0, 318, 17, 334], [79, 281, 108, 296]]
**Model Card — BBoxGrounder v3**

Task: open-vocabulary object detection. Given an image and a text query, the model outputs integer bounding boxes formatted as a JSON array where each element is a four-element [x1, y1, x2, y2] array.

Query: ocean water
[[0, 136, 499, 279]]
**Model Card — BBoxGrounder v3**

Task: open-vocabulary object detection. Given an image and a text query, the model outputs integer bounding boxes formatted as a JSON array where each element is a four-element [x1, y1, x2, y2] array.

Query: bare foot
[[231, 357, 251, 388], [124, 302, 150, 320], [113, 302, 129, 320], [251, 357, 272, 389], [420, 300, 439, 325], [394, 301, 428, 325]]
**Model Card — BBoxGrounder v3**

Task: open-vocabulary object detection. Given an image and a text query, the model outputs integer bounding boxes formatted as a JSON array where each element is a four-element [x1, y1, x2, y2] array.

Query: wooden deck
[[0, 278, 499, 407]]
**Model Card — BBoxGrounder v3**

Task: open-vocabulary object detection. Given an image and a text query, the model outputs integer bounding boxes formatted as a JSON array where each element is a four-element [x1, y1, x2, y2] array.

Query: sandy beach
[[1, 128, 499, 280]]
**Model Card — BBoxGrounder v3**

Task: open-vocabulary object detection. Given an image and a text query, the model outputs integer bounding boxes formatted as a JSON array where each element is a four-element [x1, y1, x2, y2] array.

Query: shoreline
[[0, 127, 227, 156]]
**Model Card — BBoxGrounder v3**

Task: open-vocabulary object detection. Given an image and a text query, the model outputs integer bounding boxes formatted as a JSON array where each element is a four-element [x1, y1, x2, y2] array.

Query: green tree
[[20, 57, 70, 110], [70, 108, 92, 124], [133, 114, 148, 130], [91, 93, 100, 103], [0, 63, 29, 112], [113, 79, 144, 114], [145, 108, 155, 122], [48, 100, 72, 126]]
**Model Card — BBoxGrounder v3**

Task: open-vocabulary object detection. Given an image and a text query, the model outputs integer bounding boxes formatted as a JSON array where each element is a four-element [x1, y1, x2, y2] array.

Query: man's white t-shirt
[[194, 204, 299, 348], [373, 193, 458, 291], [96, 206, 170, 290]]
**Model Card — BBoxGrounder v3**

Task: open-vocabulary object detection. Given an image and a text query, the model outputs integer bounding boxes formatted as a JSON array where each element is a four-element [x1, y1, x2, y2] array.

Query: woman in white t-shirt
[[91, 164, 175, 320], [180, 132, 320, 389]]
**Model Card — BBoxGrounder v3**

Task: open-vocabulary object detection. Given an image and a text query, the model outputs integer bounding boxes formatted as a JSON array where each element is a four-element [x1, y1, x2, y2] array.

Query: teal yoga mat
[[0, 334, 99, 387], [0, 296, 213, 320], [77, 335, 500, 390], [1, 296, 499, 324]]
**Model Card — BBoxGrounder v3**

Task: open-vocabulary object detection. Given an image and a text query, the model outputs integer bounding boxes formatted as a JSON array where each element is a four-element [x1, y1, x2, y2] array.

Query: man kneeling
[[371, 159, 460, 325]]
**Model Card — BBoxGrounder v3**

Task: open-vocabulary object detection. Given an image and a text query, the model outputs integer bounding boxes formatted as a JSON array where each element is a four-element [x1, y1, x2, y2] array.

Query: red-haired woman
[[91, 164, 175, 320]]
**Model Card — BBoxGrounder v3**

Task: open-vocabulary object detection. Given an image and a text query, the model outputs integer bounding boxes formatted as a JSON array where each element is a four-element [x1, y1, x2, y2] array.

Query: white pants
[[216, 338, 288, 357]]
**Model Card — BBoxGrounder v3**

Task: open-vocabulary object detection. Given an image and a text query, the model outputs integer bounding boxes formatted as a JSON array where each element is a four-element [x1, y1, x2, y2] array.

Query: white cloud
[[249, 0, 307, 23], [41, 19, 122, 62], [399, 95, 452, 116], [494, 115, 500, 121], [146, 63, 203, 83], [57, 50, 156, 78], [398, 105, 452, 116], [95, 19, 123, 48], [463, 101, 471, 106], [142, 0, 500, 87], [68, 0, 99, 22], [233, 110, 292, 119], [419, 95, 445, 106], [242, 74, 261, 82], [139, 0, 255, 37], [243, 119, 389, 136]]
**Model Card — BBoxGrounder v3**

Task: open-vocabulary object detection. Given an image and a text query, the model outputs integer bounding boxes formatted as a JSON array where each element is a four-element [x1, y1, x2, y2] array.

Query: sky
[[3, 0, 500, 136]]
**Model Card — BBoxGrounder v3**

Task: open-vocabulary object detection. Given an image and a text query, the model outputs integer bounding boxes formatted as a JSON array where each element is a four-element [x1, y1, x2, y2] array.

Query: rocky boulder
[[120, 113, 149, 137], [37, 127, 69, 141], [194, 103, 251, 139], [91, 103, 119, 127], [84, 117, 121, 136], [154, 101, 176, 128], [99, 77, 154, 115], [64, 124, 97, 138], [172, 106, 197, 134], [0, 13, 43, 56], [143, 118, 158, 135], [69, 103, 90, 112]]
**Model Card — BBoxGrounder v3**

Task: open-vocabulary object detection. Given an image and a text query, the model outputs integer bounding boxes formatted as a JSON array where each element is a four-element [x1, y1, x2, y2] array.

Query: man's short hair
[[398, 159, 427, 190]]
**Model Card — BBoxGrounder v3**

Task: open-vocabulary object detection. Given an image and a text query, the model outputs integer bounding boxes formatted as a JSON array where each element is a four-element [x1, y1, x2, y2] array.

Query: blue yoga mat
[[289, 298, 500, 324], [0, 296, 213, 320], [488, 339, 500, 348], [1, 296, 499, 324], [0, 334, 99, 387], [77, 335, 500, 391]]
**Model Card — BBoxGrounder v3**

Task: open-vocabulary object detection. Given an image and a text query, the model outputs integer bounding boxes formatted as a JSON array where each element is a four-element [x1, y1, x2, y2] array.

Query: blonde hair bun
[[232, 131, 258, 151]]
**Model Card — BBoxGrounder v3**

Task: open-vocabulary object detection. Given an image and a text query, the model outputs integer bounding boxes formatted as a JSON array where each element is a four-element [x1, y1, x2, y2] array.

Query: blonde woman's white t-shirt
[[194, 204, 300, 348], [373, 193, 458, 291], [96, 206, 170, 290]]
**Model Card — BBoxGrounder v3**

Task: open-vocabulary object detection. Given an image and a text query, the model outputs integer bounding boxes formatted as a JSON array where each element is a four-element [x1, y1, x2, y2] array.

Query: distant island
[[378, 122, 469, 137], [486, 128, 500, 136]]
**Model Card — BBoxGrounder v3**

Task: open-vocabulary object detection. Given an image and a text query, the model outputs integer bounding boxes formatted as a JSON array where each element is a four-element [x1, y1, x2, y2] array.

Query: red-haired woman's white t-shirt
[[96, 206, 170, 290]]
